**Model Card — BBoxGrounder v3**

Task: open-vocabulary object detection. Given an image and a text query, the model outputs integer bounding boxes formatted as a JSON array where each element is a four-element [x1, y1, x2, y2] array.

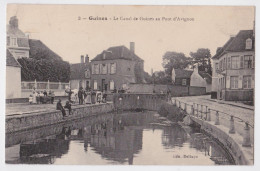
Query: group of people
[[29, 89, 55, 104], [66, 87, 108, 105], [56, 99, 73, 118]]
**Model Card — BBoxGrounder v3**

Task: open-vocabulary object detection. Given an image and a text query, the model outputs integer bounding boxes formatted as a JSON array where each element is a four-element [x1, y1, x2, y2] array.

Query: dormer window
[[10, 37, 17, 46], [245, 38, 252, 50]]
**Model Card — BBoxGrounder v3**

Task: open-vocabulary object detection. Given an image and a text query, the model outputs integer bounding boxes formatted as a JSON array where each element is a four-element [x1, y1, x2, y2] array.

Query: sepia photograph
[[4, 4, 255, 166]]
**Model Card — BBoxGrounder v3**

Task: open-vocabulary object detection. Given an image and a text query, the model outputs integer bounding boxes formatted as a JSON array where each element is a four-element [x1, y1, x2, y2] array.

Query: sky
[[7, 5, 255, 73]]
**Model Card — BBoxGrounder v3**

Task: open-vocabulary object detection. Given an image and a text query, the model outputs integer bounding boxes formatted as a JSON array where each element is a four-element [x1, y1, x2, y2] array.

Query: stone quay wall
[[6, 103, 114, 133], [6, 93, 167, 133]]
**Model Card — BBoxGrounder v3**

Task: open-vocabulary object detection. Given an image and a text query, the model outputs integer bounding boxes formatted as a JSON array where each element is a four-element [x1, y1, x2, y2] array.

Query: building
[[70, 55, 91, 90], [211, 30, 255, 101], [6, 16, 29, 99], [190, 64, 212, 93], [90, 42, 144, 92], [6, 50, 22, 99], [7, 16, 30, 59], [171, 68, 193, 86]]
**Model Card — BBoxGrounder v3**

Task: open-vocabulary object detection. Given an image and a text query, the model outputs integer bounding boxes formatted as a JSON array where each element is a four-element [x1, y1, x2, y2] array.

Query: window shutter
[[92, 64, 95, 74], [107, 63, 111, 74], [238, 76, 243, 88], [251, 76, 254, 88], [240, 56, 244, 68], [114, 63, 117, 74], [252, 56, 255, 68], [99, 64, 102, 74]]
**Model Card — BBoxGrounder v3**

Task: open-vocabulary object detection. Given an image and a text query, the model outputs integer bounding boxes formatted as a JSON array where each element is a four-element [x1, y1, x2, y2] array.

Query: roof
[[70, 63, 90, 80], [6, 50, 21, 67], [92, 46, 143, 62], [212, 30, 254, 59], [7, 24, 27, 37], [7, 25, 30, 48], [175, 69, 193, 79], [198, 71, 212, 84], [29, 39, 63, 61]]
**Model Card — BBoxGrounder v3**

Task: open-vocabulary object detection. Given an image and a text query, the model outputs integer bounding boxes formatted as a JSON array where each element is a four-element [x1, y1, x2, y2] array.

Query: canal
[[5, 111, 235, 165]]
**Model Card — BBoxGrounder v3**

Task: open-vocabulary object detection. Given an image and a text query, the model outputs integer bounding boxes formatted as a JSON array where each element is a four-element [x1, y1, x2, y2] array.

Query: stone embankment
[[171, 97, 254, 165]]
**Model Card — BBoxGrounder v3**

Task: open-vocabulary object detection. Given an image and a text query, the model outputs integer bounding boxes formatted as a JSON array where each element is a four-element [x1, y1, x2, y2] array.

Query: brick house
[[70, 55, 91, 90], [211, 30, 255, 101], [90, 42, 144, 92]]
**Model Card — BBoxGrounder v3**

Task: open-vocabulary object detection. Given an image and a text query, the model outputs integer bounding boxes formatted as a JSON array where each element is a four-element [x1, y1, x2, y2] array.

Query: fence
[[21, 80, 70, 98], [171, 98, 253, 148]]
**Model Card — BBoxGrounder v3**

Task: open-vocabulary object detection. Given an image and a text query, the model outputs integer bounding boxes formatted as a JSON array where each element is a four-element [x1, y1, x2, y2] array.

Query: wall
[[70, 79, 91, 90], [6, 66, 21, 98], [225, 89, 254, 101], [6, 103, 114, 133], [112, 93, 167, 111], [190, 71, 212, 93], [188, 86, 206, 96], [21, 89, 67, 98]]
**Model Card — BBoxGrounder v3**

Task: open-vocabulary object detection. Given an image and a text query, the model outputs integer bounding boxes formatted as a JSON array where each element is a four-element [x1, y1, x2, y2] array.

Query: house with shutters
[[90, 42, 144, 92], [211, 30, 255, 101]]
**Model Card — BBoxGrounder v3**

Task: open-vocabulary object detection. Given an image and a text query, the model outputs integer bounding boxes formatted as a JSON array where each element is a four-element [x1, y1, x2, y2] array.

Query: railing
[[21, 80, 69, 90], [170, 98, 253, 148]]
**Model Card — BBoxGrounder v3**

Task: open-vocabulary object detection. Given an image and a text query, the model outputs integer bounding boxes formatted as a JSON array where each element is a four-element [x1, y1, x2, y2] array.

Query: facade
[[90, 42, 144, 92], [190, 64, 212, 93], [7, 16, 30, 59], [6, 50, 22, 99], [70, 55, 91, 90], [171, 68, 193, 86], [211, 30, 255, 101]]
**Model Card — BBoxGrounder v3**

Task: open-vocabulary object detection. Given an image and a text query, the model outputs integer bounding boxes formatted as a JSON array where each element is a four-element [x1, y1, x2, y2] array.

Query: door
[[101, 79, 105, 91]]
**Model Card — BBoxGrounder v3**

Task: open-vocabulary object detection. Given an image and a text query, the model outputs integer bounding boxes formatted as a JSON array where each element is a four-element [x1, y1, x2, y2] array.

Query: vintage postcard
[[5, 4, 255, 166]]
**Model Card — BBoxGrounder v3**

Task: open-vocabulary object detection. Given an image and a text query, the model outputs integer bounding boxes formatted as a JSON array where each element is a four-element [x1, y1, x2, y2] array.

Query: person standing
[[78, 87, 83, 105]]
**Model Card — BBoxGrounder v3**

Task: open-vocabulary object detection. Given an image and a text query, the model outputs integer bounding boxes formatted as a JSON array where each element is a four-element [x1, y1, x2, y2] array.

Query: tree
[[153, 71, 172, 84], [190, 48, 212, 74], [162, 51, 190, 76]]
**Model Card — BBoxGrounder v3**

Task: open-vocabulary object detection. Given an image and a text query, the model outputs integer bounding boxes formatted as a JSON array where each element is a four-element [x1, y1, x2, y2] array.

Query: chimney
[[85, 54, 89, 64], [81, 55, 84, 63], [216, 47, 222, 54], [103, 51, 106, 59], [9, 16, 18, 29], [130, 42, 135, 53], [194, 63, 199, 73]]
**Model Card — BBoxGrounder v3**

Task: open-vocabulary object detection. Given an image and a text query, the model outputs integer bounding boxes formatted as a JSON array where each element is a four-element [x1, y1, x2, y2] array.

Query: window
[[182, 79, 187, 86], [215, 63, 219, 70], [245, 38, 252, 50], [94, 80, 98, 90], [110, 80, 114, 90], [102, 64, 107, 74], [94, 64, 99, 74], [227, 57, 231, 69], [244, 55, 253, 69], [243, 76, 252, 89], [223, 58, 226, 70], [230, 76, 238, 89], [111, 63, 116, 74], [231, 56, 239, 69], [11, 37, 17, 46]]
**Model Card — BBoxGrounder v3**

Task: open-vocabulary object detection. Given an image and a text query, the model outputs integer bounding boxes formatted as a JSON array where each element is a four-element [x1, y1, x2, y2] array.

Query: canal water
[[5, 111, 235, 165]]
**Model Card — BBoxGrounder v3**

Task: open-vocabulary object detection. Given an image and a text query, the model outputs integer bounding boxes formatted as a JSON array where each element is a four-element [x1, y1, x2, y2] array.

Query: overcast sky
[[7, 5, 255, 73]]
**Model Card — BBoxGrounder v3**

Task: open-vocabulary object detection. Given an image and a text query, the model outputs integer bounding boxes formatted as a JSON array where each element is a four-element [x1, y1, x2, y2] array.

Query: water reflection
[[6, 112, 234, 165]]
